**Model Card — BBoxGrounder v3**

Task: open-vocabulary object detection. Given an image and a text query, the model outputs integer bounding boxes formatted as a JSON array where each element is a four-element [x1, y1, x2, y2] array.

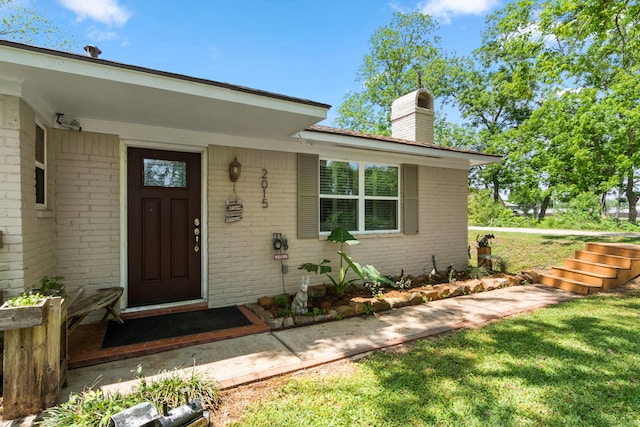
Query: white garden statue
[[291, 275, 310, 314]]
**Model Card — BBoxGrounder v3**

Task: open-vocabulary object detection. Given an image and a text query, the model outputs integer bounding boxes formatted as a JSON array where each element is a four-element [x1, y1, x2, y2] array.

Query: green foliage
[[38, 275, 65, 296], [468, 189, 522, 227], [4, 292, 44, 307], [273, 294, 289, 309], [364, 281, 384, 298], [299, 227, 395, 297], [335, 11, 451, 135], [467, 265, 490, 280], [0, 0, 77, 50], [38, 367, 219, 426]]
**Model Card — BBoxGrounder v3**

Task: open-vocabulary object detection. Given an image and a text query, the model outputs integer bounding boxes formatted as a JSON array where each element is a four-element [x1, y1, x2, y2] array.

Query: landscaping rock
[[370, 298, 391, 312], [466, 279, 484, 293], [482, 277, 509, 290], [335, 305, 355, 318], [384, 297, 409, 309], [258, 296, 274, 309], [522, 270, 540, 283], [268, 317, 283, 329], [408, 292, 423, 305], [294, 315, 315, 326], [282, 316, 295, 328], [246, 303, 273, 323], [349, 298, 369, 314], [433, 285, 451, 299], [420, 289, 440, 302]]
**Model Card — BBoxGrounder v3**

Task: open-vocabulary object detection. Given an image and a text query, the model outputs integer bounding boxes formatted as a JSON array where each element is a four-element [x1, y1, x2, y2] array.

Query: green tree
[[1, 0, 76, 50], [489, 0, 640, 223], [335, 11, 453, 135]]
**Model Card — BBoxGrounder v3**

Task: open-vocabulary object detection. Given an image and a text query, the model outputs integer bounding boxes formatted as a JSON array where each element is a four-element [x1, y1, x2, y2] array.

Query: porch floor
[[68, 304, 269, 369]]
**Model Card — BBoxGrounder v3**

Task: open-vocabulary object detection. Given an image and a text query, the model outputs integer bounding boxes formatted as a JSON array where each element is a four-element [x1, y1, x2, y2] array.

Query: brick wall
[[50, 129, 121, 299], [206, 145, 469, 307], [0, 95, 25, 298]]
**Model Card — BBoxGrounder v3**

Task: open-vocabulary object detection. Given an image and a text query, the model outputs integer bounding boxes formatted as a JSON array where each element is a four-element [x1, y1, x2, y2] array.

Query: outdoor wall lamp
[[229, 156, 241, 182]]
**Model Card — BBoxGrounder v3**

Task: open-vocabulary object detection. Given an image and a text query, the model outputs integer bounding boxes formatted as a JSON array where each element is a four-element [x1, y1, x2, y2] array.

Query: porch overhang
[[0, 40, 329, 139]]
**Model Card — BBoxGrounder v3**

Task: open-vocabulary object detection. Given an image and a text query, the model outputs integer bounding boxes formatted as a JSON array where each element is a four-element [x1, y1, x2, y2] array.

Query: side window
[[35, 124, 46, 206]]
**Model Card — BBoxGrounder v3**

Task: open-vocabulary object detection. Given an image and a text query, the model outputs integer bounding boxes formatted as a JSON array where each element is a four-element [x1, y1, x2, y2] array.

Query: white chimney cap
[[83, 45, 102, 58]]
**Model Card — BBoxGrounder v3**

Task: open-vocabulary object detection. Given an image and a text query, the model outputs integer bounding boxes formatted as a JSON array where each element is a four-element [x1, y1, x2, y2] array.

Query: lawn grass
[[468, 230, 640, 273], [233, 289, 640, 426]]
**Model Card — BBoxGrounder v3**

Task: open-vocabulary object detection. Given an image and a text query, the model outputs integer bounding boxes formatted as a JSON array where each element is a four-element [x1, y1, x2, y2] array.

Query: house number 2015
[[261, 169, 268, 208]]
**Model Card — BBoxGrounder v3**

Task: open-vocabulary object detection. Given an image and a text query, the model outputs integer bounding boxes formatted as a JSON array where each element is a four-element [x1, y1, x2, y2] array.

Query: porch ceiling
[[0, 41, 329, 139]]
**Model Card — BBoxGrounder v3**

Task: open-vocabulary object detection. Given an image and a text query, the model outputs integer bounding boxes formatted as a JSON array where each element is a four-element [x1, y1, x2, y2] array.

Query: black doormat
[[102, 306, 253, 348]]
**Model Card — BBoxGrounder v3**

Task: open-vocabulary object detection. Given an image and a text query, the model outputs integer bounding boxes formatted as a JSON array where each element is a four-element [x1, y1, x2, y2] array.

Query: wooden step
[[562, 258, 624, 277], [543, 242, 640, 295], [585, 242, 640, 259], [539, 274, 602, 295], [549, 266, 615, 287], [575, 250, 632, 268]]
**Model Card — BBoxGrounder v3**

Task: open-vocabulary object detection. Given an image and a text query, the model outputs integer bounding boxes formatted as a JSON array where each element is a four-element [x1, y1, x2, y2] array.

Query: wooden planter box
[[1, 297, 63, 421], [0, 298, 47, 331]]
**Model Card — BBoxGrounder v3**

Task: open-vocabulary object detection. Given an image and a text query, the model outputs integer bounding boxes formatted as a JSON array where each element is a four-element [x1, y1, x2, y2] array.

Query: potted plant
[[31, 275, 66, 297]]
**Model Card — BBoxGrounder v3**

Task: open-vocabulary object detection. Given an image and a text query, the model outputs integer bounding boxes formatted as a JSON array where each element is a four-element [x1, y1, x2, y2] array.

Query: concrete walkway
[[62, 284, 579, 397]]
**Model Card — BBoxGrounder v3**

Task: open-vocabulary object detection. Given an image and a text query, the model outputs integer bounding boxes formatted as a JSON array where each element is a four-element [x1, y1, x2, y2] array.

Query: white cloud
[[58, 0, 131, 26], [418, 0, 500, 24]]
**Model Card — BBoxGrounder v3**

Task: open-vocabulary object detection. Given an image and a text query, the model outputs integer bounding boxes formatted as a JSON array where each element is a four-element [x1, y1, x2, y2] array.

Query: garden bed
[[246, 272, 535, 330]]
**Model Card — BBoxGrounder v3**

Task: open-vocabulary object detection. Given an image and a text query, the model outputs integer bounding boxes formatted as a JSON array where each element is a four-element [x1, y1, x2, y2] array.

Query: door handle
[[194, 218, 200, 252]]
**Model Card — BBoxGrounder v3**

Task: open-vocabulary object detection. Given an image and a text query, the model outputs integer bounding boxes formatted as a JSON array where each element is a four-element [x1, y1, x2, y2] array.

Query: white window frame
[[319, 159, 400, 234], [35, 122, 47, 208]]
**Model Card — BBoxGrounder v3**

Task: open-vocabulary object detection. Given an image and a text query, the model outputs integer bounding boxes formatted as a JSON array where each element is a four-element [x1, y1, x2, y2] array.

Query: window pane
[[365, 165, 398, 197], [35, 167, 45, 204], [35, 125, 45, 164], [320, 198, 358, 232], [365, 200, 398, 230], [143, 159, 187, 187], [320, 160, 358, 196]]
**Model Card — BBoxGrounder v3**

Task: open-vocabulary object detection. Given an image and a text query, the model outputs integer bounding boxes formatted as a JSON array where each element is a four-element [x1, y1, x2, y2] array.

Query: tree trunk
[[492, 174, 500, 202], [626, 173, 637, 224], [538, 194, 551, 221]]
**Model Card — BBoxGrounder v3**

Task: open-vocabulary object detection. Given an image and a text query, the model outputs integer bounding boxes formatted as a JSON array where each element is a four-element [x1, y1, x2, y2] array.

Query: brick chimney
[[391, 89, 434, 144]]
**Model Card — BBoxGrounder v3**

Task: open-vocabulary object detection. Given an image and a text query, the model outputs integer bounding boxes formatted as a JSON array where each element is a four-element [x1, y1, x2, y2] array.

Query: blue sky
[[30, 0, 505, 124]]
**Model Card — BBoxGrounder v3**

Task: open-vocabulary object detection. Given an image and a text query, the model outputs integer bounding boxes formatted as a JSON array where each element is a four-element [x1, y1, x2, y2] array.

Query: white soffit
[[0, 41, 329, 139]]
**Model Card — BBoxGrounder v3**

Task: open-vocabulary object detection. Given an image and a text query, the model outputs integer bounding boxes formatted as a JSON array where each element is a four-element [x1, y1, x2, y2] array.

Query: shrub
[[38, 367, 219, 427]]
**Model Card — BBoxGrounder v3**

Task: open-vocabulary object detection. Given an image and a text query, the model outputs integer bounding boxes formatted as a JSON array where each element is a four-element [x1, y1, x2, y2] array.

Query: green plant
[[498, 257, 509, 273], [38, 366, 219, 426], [4, 292, 45, 307], [38, 275, 65, 295], [299, 227, 394, 297], [273, 294, 289, 309], [467, 265, 490, 280], [312, 307, 321, 316], [394, 276, 412, 290], [365, 281, 384, 298]]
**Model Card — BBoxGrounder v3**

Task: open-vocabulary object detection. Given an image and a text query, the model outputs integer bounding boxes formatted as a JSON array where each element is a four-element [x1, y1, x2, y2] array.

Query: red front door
[[127, 148, 202, 307]]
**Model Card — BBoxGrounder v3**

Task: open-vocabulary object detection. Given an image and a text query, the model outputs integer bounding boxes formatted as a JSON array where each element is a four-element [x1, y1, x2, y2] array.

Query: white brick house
[[0, 40, 500, 320]]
